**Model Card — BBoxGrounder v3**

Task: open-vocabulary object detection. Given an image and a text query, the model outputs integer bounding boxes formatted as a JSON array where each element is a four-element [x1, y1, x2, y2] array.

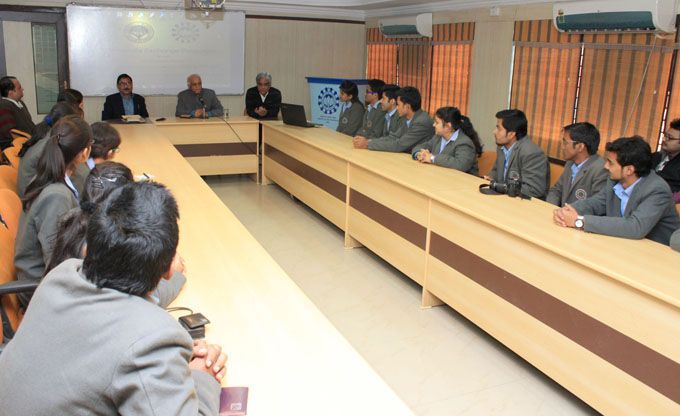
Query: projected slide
[[67, 5, 245, 96]]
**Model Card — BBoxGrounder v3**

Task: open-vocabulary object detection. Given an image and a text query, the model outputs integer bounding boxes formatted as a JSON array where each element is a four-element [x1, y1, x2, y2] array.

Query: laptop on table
[[281, 103, 319, 128]]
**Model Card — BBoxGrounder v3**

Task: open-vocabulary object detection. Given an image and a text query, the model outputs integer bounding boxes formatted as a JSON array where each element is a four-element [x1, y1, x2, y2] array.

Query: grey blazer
[[0, 259, 220, 415], [15, 182, 77, 305], [489, 137, 549, 199], [175, 88, 224, 117], [670, 229, 680, 252], [571, 172, 680, 245], [412, 131, 479, 176], [336, 101, 365, 136], [357, 102, 386, 139], [368, 109, 434, 153], [546, 155, 608, 206], [16, 134, 48, 198]]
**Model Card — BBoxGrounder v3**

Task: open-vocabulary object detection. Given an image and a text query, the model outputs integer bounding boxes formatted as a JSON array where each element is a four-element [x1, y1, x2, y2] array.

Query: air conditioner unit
[[379, 13, 432, 38], [553, 0, 677, 33]]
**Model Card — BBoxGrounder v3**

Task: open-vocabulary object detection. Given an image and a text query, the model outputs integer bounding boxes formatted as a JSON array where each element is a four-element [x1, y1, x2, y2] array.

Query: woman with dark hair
[[16, 102, 79, 197], [336, 80, 365, 137], [57, 88, 84, 111], [412, 106, 483, 175], [14, 115, 93, 306], [47, 161, 187, 307], [71, 122, 122, 190]]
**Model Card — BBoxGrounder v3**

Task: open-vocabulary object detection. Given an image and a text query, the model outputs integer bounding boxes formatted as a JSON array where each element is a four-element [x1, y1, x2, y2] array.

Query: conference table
[[113, 122, 414, 415], [261, 121, 680, 416]]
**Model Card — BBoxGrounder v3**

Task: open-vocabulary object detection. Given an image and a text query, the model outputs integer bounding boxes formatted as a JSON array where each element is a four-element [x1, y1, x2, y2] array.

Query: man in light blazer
[[356, 79, 386, 139], [0, 182, 225, 415], [101, 73, 149, 120], [547, 122, 608, 206], [554, 136, 680, 245], [354, 86, 433, 153], [486, 109, 549, 199], [354, 84, 403, 146]]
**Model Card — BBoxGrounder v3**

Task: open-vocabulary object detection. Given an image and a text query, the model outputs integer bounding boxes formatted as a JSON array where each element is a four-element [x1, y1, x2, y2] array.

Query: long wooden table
[[261, 121, 680, 415], [113, 123, 413, 416], [154, 116, 259, 180]]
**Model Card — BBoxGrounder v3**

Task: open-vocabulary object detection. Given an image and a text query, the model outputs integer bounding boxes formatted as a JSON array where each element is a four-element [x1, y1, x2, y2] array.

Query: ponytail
[[459, 115, 484, 157], [19, 102, 79, 157], [22, 116, 93, 211], [435, 107, 484, 157]]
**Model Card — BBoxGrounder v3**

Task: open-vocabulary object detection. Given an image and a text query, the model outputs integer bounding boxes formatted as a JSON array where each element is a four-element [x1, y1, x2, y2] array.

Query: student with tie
[[336, 80, 365, 136], [356, 79, 386, 139], [353, 84, 402, 146], [553, 136, 680, 245], [411, 106, 483, 175], [546, 122, 608, 206], [14, 116, 93, 306]]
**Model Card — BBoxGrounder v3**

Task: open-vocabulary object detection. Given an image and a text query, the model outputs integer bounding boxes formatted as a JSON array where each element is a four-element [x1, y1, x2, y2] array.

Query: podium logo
[[317, 87, 340, 115]]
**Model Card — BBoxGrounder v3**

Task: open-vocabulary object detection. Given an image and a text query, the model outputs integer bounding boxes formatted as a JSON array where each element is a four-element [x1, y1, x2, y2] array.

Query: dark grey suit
[[546, 155, 608, 206], [175, 88, 223, 117], [336, 101, 365, 136], [368, 109, 434, 153], [571, 172, 680, 245], [0, 259, 220, 415], [412, 131, 479, 176], [670, 229, 680, 252], [489, 137, 549, 199], [357, 102, 386, 139]]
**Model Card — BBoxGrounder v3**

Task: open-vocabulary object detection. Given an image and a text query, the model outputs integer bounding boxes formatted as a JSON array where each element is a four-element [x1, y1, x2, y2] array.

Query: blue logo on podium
[[317, 87, 340, 115]]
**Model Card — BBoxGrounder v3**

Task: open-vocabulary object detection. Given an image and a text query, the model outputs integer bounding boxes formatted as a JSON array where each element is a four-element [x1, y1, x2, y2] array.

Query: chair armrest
[[0, 280, 39, 295]]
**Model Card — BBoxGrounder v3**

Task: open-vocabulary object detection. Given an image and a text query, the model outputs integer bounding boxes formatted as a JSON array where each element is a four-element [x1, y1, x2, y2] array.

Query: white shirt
[[2, 97, 22, 108], [259, 92, 268, 103]]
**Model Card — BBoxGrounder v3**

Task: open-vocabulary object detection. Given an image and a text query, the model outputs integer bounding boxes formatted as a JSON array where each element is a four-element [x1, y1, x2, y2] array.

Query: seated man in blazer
[[0, 182, 226, 415], [671, 229, 680, 252], [546, 122, 608, 206], [652, 118, 680, 203], [353, 86, 433, 153], [353, 84, 402, 144], [355, 79, 386, 139], [0, 76, 35, 149], [485, 109, 549, 199], [554, 136, 680, 245], [245, 72, 282, 119], [101, 73, 149, 120]]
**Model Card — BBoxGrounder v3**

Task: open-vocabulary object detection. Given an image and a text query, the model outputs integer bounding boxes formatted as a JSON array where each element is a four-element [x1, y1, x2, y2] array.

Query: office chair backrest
[[0, 165, 17, 191], [477, 150, 496, 177]]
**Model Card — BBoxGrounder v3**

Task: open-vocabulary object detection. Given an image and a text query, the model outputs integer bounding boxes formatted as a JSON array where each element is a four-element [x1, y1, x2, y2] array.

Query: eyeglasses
[[366, 90, 377, 95], [111, 147, 120, 153], [561, 138, 582, 146], [663, 132, 680, 141]]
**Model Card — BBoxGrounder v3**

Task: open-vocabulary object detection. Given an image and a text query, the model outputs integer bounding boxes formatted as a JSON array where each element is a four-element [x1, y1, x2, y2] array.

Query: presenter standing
[[175, 74, 224, 118]]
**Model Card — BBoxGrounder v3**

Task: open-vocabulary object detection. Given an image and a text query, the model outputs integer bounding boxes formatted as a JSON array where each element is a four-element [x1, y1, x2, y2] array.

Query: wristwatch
[[430, 154, 435, 163], [574, 215, 585, 230]]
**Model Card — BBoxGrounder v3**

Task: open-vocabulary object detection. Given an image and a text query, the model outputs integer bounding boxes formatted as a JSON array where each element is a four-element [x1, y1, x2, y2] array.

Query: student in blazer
[[652, 117, 680, 202], [547, 122, 608, 206], [0, 182, 225, 415], [487, 109, 549, 199], [412, 106, 483, 176], [554, 136, 680, 245], [670, 228, 680, 251], [356, 79, 386, 139], [336, 80, 365, 136], [14, 116, 93, 307], [353, 84, 404, 148], [101, 74, 149, 120], [361, 86, 434, 153]]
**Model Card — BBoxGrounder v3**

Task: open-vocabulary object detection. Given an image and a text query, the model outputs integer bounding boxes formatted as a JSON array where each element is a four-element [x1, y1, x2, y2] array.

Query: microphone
[[198, 96, 206, 119]]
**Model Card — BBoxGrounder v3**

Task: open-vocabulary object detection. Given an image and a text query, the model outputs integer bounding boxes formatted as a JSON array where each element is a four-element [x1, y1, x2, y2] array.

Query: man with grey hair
[[245, 72, 281, 119], [175, 74, 224, 118]]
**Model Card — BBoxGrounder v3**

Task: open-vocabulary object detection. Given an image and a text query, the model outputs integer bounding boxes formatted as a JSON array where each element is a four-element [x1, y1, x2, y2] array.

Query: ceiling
[[16, 0, 554, 19]]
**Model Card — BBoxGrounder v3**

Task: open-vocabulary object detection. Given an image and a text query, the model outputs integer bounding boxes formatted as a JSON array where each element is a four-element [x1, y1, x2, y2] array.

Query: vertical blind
[[366, 22, 475, 115]]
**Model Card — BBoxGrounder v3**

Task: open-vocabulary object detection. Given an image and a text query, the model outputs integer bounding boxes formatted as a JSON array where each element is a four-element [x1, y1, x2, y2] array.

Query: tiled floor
[[206, 175, 598, 416]]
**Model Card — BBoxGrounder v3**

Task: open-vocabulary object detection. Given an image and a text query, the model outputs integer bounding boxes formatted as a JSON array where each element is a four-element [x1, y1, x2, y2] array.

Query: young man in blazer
[[671, 229, 680, 251], [0, 182, 226, 414], [554, 136, 680, 245], [652, 118, 680, 203], [356, 79, 386, 139], [547, 122, 608, 206], [486, 109, 549, 199], [353, 86, 434, 153], [101, 73, 149, 120], [353, 84, 402, 146]]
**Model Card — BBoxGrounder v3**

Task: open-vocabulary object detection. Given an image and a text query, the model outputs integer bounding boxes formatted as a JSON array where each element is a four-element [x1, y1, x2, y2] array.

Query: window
[[32, 23, 60, 114], [366, 22, 475, 114]]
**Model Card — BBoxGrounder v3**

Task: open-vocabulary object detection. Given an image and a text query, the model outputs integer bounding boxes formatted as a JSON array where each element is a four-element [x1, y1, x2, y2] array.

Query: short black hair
[[564, 122, 600, 155], [339, 80, 359, 102], [0, 76, 17, 97], [367, 79, 386, 99], [605, 136, 652, 177], [90, 122, 121, 160], [83, 182, 180, 297], [495, 109, 528, 139], [669, 118, 680, 131], [57, 88, 83, 105], [381, 84, 400, 101], [396, 86, 421, 112], [117, 73, 132, 84]]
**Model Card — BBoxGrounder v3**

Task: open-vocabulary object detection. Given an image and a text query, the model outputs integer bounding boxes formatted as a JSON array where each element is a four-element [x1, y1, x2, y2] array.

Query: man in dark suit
[[245, 72, 281, 119], [554, 136, 680, 245], [0, 76, 35, 149], [0, 182, 225, 414], [652, 117, 680, 203], [101, 73, 149, 120]]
